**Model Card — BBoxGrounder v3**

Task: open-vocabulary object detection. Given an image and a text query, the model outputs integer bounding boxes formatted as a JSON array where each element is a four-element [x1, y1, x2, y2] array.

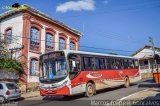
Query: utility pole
[[148, 36, 157, 81], [149, 36, 156, 57]]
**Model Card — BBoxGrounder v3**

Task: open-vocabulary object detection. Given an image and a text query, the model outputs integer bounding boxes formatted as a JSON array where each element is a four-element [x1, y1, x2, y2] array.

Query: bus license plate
[[48, 90, 52, 93]]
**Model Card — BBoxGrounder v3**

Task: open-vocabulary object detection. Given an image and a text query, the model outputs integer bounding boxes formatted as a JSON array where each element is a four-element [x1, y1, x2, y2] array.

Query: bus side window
[[124, 59, 129, 69], [99, 58, 105, 69], [113, 58, 119, 69], [117, 59, 121, 69], [95, 58, 105, 70], [95, 58, 100, 69], [128, 59, 135, 69], [121, 59, 124, 69], [132, 60, 136, 69], [113, 58, 117, 69], [128, 59, 131, 69], [105, 58, 109, 70], [118, 59, 124, 69], [110, 58, 114, 69], [130, 60, 135, 69], [106, 58, 112, 70], [69, 55, 81, 72], [134, 60, 139, 68], [83, 57, 94, 70]]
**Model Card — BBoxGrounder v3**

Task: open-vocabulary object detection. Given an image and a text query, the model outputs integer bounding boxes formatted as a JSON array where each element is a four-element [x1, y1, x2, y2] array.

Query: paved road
[[15, 80, 150, 106]]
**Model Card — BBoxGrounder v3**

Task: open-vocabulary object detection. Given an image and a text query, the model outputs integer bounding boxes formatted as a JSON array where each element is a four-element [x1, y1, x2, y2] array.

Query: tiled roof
[[131, 45, 160, 56], [0, 4, 81, 36]]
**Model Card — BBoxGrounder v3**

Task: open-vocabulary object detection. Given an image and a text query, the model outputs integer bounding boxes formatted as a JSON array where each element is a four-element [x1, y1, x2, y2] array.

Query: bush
[[0, 57, 24, 75], [0, 40, 24, 75]]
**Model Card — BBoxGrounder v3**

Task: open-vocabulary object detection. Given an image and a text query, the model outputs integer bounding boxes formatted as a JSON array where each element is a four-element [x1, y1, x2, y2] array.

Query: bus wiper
[[46, 78, 58, 81]]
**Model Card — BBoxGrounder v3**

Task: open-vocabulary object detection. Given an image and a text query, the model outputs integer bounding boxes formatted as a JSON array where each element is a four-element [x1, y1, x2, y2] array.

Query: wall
[[0, 13, 23, 59]]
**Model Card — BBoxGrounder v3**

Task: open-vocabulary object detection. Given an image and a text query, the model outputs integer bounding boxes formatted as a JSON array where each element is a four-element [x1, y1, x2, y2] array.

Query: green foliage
[[0, 39, 24, 75], [0, 57, 24, 75]]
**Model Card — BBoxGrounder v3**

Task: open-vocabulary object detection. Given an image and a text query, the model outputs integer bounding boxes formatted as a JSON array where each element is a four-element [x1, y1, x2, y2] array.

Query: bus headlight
[[57, 81, 68, 88], [62, 81, 68, 86]]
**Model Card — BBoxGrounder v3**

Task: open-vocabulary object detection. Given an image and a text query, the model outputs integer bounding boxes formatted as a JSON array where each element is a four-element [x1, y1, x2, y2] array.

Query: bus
[[39, 50, 140, 97]]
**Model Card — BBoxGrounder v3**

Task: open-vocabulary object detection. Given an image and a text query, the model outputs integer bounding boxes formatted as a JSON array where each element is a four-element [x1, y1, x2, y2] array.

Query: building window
[[30, 27, 39, 50], [30, 58, 38, 76], [46, 33, 53, 50], [6, 28, 12, 44], [70, 41, 75, 50], [59, 37, 65, 50], [144, 60, 148, 65]]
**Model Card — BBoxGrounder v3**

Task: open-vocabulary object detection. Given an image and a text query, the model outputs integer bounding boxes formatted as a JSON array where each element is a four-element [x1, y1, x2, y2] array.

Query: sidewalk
[[119, 79, 160, 101], [21, 91, 40, 99], [119, 88, 160, 100]]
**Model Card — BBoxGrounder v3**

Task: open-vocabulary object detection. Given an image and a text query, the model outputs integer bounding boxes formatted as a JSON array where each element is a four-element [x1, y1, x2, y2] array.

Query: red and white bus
[[39, 50, 140, 97]]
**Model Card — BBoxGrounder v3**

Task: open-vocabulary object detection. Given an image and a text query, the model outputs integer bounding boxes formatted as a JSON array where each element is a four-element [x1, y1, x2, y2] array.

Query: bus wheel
[[85, 82, 95, 97], [63, 95, 69, 99], [124, 77, 130, 88]]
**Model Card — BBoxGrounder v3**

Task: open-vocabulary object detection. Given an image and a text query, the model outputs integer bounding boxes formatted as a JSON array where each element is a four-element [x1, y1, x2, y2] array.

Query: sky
[[0, 0, 160, 56]]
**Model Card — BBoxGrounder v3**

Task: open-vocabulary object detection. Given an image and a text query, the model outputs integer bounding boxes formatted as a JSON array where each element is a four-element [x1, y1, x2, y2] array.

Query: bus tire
[[63, 95, 69, 99], [85, 82, 95, 97], [124, 77, 130, 88]]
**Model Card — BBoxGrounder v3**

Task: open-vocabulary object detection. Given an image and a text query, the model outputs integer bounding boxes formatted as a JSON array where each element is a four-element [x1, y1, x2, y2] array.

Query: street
[[17, 80, 148, 106]]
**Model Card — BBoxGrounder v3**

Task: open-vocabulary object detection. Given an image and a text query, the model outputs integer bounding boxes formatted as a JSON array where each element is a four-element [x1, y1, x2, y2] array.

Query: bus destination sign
[[42, 52, 64, 60]]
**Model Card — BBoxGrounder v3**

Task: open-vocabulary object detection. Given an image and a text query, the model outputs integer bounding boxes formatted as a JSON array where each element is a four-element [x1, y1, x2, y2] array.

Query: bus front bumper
[[40, 86, 70, 96]]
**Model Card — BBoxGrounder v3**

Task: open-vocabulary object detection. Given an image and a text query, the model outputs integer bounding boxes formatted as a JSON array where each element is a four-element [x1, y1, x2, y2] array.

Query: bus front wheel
[[85, 82, 95, 97], [124, 77, 130, 88]]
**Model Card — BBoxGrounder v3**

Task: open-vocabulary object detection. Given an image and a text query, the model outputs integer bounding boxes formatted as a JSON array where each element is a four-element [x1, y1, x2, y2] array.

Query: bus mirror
[[72, 61, 76, 67]]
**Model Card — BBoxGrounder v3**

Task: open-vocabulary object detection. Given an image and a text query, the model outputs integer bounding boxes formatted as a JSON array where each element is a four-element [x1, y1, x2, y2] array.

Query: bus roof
[[41, 50, 137, 59]]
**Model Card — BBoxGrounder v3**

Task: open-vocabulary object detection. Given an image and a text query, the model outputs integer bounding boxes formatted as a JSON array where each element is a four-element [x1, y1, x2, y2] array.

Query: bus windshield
[[40, 52, 67, 83]]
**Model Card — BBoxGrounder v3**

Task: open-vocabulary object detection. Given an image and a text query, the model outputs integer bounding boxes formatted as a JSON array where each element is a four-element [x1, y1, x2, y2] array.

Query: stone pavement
[[20, 79, 160, 101], [119, 88, 160, 100], [119, 79, 160, 101]]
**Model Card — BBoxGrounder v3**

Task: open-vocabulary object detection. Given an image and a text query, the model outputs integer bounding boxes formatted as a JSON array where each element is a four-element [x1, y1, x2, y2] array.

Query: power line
[[0, 20, 150, 46], [0, 3, 158, 46], [0, 33, 158, 54], [0, 28, 146, 47]]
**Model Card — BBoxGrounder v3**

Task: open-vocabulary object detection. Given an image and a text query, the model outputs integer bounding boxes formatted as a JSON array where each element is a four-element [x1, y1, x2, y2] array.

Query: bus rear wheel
[[124, 77, 130, 88], [85, 82, 95, 97]]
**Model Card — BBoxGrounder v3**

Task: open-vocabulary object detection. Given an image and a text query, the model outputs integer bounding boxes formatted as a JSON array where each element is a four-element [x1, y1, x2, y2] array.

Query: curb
[[22, 94, 40, 99]]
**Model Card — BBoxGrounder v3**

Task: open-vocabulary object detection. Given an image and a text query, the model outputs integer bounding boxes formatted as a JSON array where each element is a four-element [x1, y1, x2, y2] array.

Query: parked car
[[0, 82, 21, 103]]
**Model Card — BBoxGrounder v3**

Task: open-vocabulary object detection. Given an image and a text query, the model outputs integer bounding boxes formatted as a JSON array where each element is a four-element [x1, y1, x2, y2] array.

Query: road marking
[[117, 89, 149, 101]]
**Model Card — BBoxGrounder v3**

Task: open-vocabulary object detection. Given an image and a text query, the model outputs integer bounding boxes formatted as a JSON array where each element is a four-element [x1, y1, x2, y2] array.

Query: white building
[[132, 45, 160, 79]]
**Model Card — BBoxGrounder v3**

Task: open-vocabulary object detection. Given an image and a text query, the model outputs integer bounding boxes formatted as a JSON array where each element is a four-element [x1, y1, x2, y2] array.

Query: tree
[[0, 41, 9, 58], [0, 38, 24, 76]]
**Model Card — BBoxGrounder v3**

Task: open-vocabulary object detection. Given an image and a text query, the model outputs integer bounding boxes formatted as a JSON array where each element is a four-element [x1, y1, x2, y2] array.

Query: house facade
[[132, 45, 160, 79], [0, 5, 81, 90]]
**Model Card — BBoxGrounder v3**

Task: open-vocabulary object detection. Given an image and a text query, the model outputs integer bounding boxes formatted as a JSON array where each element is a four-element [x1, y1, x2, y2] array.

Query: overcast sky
[[0, 0, 160, 55]]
